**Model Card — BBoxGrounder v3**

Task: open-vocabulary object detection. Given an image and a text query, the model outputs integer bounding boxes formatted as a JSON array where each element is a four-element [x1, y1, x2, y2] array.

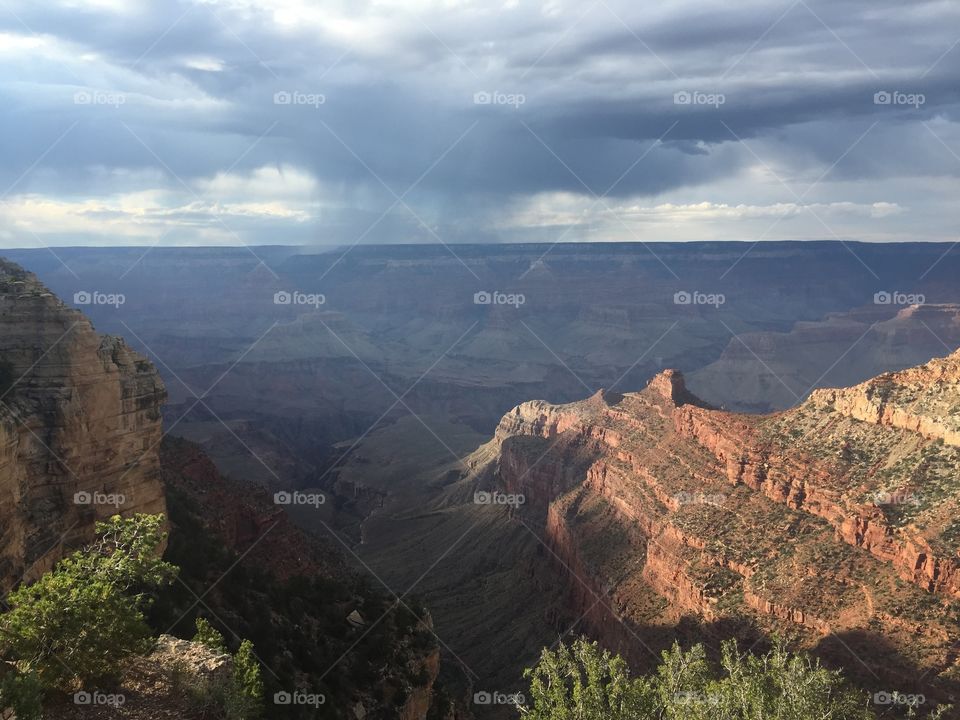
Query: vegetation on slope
[[0, 515, 176, 698], [0, 514, 267, 720], [520, 637, 951, 719], [148, 484, 439, 719]]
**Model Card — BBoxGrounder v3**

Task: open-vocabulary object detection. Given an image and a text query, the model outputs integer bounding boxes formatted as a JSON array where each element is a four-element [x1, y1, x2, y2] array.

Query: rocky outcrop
[[0, 259, 166, 591], [148, 634, 233, 687], [809, 348, 960, 447], [398, 625, 441, 720], [470, 353, 960, 697], [42, 636, 233, 720]]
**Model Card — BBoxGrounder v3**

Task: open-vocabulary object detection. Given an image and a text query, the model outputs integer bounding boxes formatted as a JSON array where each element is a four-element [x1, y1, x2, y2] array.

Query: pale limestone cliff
[[809, 347, 960, 446], [0, 259, 166, 590]]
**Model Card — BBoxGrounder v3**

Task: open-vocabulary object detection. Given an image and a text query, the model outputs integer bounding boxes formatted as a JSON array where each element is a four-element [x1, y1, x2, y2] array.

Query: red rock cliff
[[468, 356, 960, 698]]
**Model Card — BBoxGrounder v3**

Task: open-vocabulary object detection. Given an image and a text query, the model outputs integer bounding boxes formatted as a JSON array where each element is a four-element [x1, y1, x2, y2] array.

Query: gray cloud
[[0, 0, 957, 245]]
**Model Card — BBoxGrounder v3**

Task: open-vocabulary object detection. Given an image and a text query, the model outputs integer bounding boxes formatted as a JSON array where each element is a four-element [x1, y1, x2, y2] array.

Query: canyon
[[1, 242, 957, 521], [3, 243, 960, 717]]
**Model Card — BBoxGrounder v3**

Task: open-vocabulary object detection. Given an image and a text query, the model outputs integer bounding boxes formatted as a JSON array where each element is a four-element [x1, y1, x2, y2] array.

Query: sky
[[0, 0, 957, 247]]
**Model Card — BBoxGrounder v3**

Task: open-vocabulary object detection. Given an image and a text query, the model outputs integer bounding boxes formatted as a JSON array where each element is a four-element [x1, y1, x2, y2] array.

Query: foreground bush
[[189, 618, 264, 720], [0, 666, 43, 719], [194, 616, 228, 653], [520, 637, 950, 719], [0, 514, 176, 690], [225, 640, 264, 720]]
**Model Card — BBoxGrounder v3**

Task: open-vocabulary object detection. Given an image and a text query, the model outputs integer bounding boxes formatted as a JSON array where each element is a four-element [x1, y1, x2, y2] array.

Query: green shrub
[[193, 617, 227, 653], [225, 639, 264, 720], [519, 637, 950, 720], [0, 667, 43, 720], [0, 514, 176, 690], [522, 638, 650, 718]]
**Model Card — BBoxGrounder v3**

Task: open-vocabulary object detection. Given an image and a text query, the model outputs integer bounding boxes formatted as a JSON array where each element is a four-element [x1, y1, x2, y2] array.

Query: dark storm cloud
[[0, 0, 958, 244]]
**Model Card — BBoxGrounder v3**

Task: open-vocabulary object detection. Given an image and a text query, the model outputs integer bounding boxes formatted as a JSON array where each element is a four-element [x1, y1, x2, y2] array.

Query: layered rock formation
[[469, 350, 960, 700], [0, 259, 166, 591], [812, 348, 960, 447]]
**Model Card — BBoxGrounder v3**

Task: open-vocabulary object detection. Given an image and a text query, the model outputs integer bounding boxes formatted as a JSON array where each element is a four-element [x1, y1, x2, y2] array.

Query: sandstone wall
[[0, 260, 166, 590]]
